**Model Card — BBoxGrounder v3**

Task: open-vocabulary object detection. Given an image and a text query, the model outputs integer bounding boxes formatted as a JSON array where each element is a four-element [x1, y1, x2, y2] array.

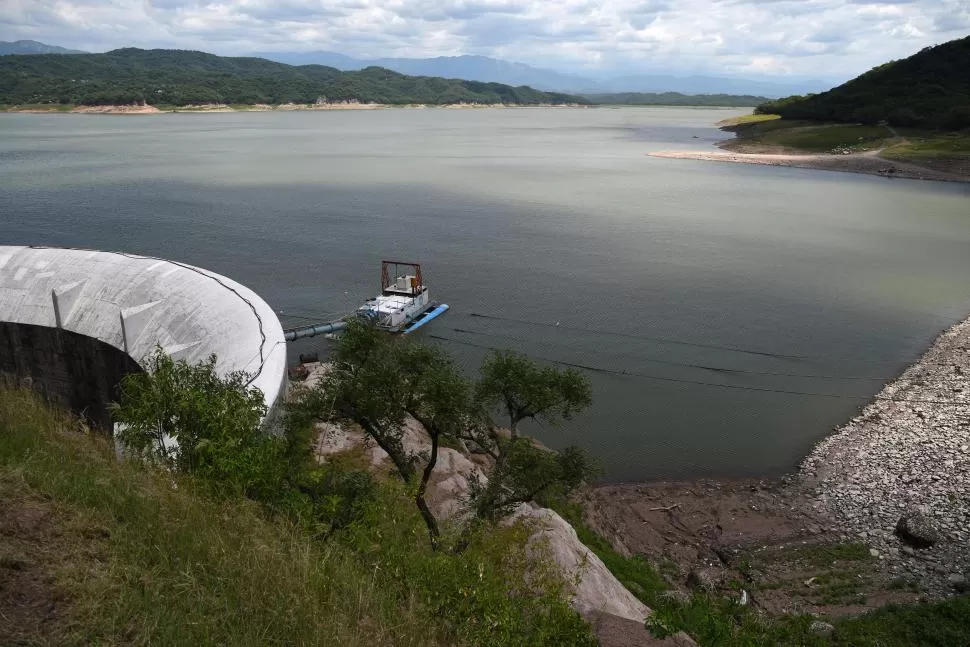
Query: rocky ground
[[801, 315, 970, 598], [587, 314, 970, 621]]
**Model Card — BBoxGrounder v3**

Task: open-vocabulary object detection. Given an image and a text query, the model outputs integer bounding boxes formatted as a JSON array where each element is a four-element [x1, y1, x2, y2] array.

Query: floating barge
[[357, 260, 449, 334], [283, 261, 449, 342]]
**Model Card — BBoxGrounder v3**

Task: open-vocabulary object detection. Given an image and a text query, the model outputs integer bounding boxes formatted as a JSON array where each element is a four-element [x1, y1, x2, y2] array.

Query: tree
[[475, 350, 592, 439], [112, 348, 282, 496], [307, 323, 598, 549], [468, 440, 597, 523], [322, 320, 477, 548]]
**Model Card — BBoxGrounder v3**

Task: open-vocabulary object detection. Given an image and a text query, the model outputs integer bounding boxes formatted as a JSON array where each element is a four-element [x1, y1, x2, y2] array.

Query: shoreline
[[587, 309, 970, 613], [0, 102, 591, 115], [649, 147, 970, 183]]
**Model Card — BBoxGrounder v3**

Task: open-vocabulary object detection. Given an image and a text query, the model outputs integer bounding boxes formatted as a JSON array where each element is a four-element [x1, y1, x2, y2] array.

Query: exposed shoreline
[[1, 102, 590, 115], [587, 310, 970, 612], [650, 148, 970, 183]]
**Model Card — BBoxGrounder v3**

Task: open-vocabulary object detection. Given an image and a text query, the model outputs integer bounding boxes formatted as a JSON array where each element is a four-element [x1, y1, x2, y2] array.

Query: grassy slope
[[0, 388, 593, 647], [6, 386, 969, 647], [722, 116, 970, 170]]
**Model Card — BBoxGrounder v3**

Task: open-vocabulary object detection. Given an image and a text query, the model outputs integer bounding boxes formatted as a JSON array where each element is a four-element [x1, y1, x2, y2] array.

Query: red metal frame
[[381, 260, 423, 295]]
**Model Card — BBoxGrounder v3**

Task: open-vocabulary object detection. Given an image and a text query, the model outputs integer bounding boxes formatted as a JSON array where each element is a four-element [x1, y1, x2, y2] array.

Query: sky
[[1, 0, 968, 80]]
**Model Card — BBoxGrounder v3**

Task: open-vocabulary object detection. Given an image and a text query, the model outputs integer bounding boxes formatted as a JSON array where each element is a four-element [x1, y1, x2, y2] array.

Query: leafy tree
[[322, 320, 478, 547], [303, 322, 598, 549], [476, 350, 593, 439], [112, 348, 282, 496], [469, 440, 598, 523]]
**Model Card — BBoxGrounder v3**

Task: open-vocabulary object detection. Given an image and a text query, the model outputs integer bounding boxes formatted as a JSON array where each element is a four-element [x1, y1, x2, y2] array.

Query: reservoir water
[[2, 107, 969, 482]]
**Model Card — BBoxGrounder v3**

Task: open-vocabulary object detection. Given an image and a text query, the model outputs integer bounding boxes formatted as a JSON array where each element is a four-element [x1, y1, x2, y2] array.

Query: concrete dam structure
[[0, 246, 287, 429]]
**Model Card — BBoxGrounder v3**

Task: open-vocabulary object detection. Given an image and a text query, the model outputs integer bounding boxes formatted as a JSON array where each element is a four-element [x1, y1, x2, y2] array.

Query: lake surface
[[2, 107, 969, 482]]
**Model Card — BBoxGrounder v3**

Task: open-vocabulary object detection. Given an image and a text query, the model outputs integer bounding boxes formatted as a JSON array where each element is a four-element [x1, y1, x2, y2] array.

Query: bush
[[112, 349, 286, 497]]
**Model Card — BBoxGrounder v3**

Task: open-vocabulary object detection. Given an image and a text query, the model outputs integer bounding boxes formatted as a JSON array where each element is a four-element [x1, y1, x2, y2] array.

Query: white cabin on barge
[[357, 261, 434, 332]]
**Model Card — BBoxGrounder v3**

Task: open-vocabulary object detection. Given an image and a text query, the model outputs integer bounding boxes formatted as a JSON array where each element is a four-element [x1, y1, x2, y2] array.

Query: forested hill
[[584, 92, 769, 107], [0, 48, 585, 106], [756, 36, 970, 130]]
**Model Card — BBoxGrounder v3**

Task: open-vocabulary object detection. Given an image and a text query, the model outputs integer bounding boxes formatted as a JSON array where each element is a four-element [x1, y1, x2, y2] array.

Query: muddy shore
[[586, 312, 970, 615]]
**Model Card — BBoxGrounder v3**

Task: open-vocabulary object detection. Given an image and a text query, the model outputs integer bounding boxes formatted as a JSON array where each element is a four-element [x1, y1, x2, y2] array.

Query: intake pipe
[[283, 320, 348, 342]]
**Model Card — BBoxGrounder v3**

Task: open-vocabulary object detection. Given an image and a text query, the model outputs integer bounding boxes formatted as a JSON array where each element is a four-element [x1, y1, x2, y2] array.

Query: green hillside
[[756, 36, 970, 130], [0, 48, 585, 107], [0, 386, 594, 646], [585, 92, 769, 107]]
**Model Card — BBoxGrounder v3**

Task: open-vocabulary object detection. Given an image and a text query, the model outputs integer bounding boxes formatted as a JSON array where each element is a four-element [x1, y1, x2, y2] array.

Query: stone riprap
[[800, 315, 970, 595]]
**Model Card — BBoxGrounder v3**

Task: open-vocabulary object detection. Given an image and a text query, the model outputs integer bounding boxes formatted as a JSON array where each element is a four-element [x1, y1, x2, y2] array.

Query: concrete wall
[[0, 322, 141, 430], [0, 246, 287, 428]]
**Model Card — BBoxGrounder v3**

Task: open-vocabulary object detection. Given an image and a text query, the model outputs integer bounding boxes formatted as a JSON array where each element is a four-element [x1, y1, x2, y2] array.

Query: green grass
[[836, 597, 970, 646], [881, 131, 970, 159], [790, 542, 873, 564], [728, 120, 896, 152], [0, 387, 594, 647]]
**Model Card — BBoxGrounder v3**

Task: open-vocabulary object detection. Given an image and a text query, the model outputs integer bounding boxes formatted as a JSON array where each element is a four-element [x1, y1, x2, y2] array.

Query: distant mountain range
[[0, 40, 86, 56], [254, 51, 834, 98], [0, 40, 833, 98]]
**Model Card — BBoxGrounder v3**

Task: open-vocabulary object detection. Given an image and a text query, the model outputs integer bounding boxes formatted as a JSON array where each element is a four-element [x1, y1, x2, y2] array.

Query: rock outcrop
[[312, 410, 651, 624]]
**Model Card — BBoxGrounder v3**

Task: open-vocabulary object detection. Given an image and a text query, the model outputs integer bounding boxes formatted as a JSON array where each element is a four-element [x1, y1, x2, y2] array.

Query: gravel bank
[[800, 314, 970, 596]]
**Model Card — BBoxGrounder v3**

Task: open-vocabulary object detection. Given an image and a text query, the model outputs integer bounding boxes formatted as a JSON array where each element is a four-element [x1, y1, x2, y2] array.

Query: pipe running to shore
[[283, 320, 348, 341]]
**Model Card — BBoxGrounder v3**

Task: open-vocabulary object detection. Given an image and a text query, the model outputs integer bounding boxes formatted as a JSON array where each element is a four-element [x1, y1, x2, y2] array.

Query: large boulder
[[895, 511, 940, 549], [507, 505, 651, 623]]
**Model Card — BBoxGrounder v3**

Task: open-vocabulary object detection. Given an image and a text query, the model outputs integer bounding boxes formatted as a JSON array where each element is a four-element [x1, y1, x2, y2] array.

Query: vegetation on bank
[[0, 48, 585, 107], [721, 119, 900, 153], [721, 115, 970, 170], [5, 325, 970, 647], [754, 36, 970, 131], [302, 321, 596, 547], [583, 92, 770, 107], [0, 383, 596, 646]]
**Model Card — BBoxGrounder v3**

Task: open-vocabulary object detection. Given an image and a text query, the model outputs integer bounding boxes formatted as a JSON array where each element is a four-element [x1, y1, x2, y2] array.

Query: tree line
[[584, 92, 769, 107], [0, 48, 586, 106]]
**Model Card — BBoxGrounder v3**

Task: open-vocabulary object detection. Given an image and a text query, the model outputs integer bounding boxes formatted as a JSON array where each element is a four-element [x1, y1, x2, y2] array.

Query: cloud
[[0, 0, 966, 79]]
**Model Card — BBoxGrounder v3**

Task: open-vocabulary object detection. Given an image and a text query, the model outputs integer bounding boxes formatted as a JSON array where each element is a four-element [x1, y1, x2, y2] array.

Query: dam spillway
[[0, 246, 287, 429]]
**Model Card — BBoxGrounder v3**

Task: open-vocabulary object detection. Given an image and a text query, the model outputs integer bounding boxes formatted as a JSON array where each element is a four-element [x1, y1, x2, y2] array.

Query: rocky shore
[[800, 314, 970, 596], [588, 311, 970, 619]]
